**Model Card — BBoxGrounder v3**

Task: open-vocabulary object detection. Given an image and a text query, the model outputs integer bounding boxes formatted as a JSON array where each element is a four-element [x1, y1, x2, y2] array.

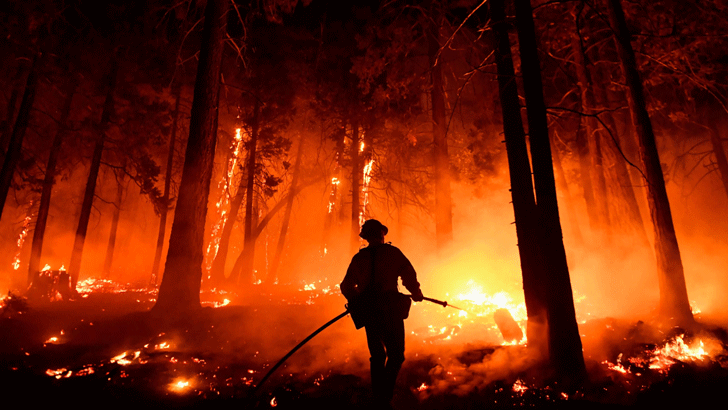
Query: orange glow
[[169, 378, 192, 393], [512, 379, 528, 394], [205, 127, 246, 274], [12, 208, 32, 270], [359, 159, 375, 226]]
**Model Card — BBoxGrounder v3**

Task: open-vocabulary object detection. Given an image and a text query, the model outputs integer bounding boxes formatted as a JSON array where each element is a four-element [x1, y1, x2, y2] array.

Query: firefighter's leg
[[365, 323, 386, 401], [382, 317, 405, 402]]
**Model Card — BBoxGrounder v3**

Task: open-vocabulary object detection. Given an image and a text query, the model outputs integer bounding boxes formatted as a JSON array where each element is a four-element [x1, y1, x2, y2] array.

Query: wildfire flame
[[359, 159, 375, 226], [206, 127, 246, 274], [12, 205, 33, 270], [169, 378, 192, 393], [512, 379, 528, 394]]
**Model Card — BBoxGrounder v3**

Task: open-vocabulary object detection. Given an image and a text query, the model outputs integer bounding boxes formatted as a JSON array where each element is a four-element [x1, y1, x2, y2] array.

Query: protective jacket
[[340, 243, 421, 300]]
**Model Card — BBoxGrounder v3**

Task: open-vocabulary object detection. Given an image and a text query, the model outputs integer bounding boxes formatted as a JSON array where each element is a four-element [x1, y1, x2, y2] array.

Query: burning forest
[[1, 0, 728, 408]]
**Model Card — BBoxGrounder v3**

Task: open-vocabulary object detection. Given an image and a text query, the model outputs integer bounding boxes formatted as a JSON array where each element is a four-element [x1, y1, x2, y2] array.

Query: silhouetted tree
[[154, 0, 228, 312], [607, 0, 693, 324]]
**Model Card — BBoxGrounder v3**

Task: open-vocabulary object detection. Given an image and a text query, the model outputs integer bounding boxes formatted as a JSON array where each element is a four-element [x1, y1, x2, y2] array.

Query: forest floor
[[1, 283, 727, 409]]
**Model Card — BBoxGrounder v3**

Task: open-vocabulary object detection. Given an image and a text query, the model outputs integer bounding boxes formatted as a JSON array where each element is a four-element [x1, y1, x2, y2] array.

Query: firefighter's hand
[[411, 289, 424, 302]]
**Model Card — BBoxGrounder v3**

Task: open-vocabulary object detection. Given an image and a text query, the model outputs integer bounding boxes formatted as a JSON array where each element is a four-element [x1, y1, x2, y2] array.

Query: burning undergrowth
[[1, 276, 728, 409]]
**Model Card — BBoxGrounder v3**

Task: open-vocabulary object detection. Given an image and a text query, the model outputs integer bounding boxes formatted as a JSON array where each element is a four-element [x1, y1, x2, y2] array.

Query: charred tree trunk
[[350, 120, 361, 253], [151, 83, 182, 285], [103, 173, 125, 278], [322, 128, 345, 254], [571, 14, 610, 230], [708, 113, 728, 200], [551, 130, 584, 244], [27, 77, 77, 284], [235, 98, 261, 284], [574, 116, 600, 228], [514, 0, 587, 382], [588, 13, 649, 246], [594, 83, 650, 247], [230, 181, 313, 284], [269, 133, 305, 284], [427, 13, 453, 249], [68, 64, 118, 289], [607, 0, 693, 324], [0, 53, 40, 222], [154, 0, 227, 313], [209, 176, 245, 284], [0, 64, 27, 161], [490, 0, 546, 356]]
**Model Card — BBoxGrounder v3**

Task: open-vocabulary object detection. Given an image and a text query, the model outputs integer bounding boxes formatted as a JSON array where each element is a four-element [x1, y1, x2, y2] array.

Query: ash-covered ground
[[1, 282, 727, 409]]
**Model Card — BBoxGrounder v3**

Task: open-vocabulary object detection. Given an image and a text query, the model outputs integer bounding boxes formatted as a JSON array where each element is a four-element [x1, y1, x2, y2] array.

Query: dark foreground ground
[[1, 288, 727, 409]]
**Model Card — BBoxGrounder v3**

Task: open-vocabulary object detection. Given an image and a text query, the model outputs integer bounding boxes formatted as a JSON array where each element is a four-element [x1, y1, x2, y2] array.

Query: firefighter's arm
[[399, 252, 424, 302], [340, 254, 364, 300]]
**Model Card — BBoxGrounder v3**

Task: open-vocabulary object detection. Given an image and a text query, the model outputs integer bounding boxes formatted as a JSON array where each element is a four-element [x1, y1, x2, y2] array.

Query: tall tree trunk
[[574, 115, 600, 228], [350, 120, 361, 253], [103, 173, 125, 278], [209, 176, 245, 284], [514, 0, 587, 382], [607, 0, 693, 324], [490, 0, 546, 357], [708, 112, 728, 200], [151, 82, 182, 285], [269, 133, 305, 284], [571, 14, 611, 229], [234, 98, 261, 284], [0, 53, 40, 222], [587, 14, 649, 246], [68, 64, 118, 289], [229, 181, 313, 284], [27, 76, 77, 285], [427, 13, 453, 249], [594, 82, 650, 247], [322, 128, 345, 255], [551, 129, 584, 244], [154, 0, 227, 313], [0, 64, 27, 161]]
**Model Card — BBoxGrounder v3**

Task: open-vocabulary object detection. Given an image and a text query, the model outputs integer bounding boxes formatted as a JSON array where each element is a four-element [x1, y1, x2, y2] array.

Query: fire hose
[[253, 295, 460, 393]]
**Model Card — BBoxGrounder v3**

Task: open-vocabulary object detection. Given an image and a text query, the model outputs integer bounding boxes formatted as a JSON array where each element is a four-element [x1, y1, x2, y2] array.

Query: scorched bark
[[154, 0, 227, 312], [606, 0, 693, 324], [490, 0, 546, 356], [151, 82, 182, 285], [0, 53, 40, 222], [68, 64, 118, 289], [514, 0, 587, 382], [27, 76, 77, 284], [427, 9, 454, 249]]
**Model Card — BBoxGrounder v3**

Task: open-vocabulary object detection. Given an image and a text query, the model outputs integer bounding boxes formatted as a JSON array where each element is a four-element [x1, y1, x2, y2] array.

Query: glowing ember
[[169, 378, 192, 393], [603, 354, 629, 374], [44, 336, 59, 344], [111, 350, 141, 366], [270, 397, 278, 407], [42, 264, 52, 271], [417, 382, 429, 392], [512, 379, 528, 394]]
